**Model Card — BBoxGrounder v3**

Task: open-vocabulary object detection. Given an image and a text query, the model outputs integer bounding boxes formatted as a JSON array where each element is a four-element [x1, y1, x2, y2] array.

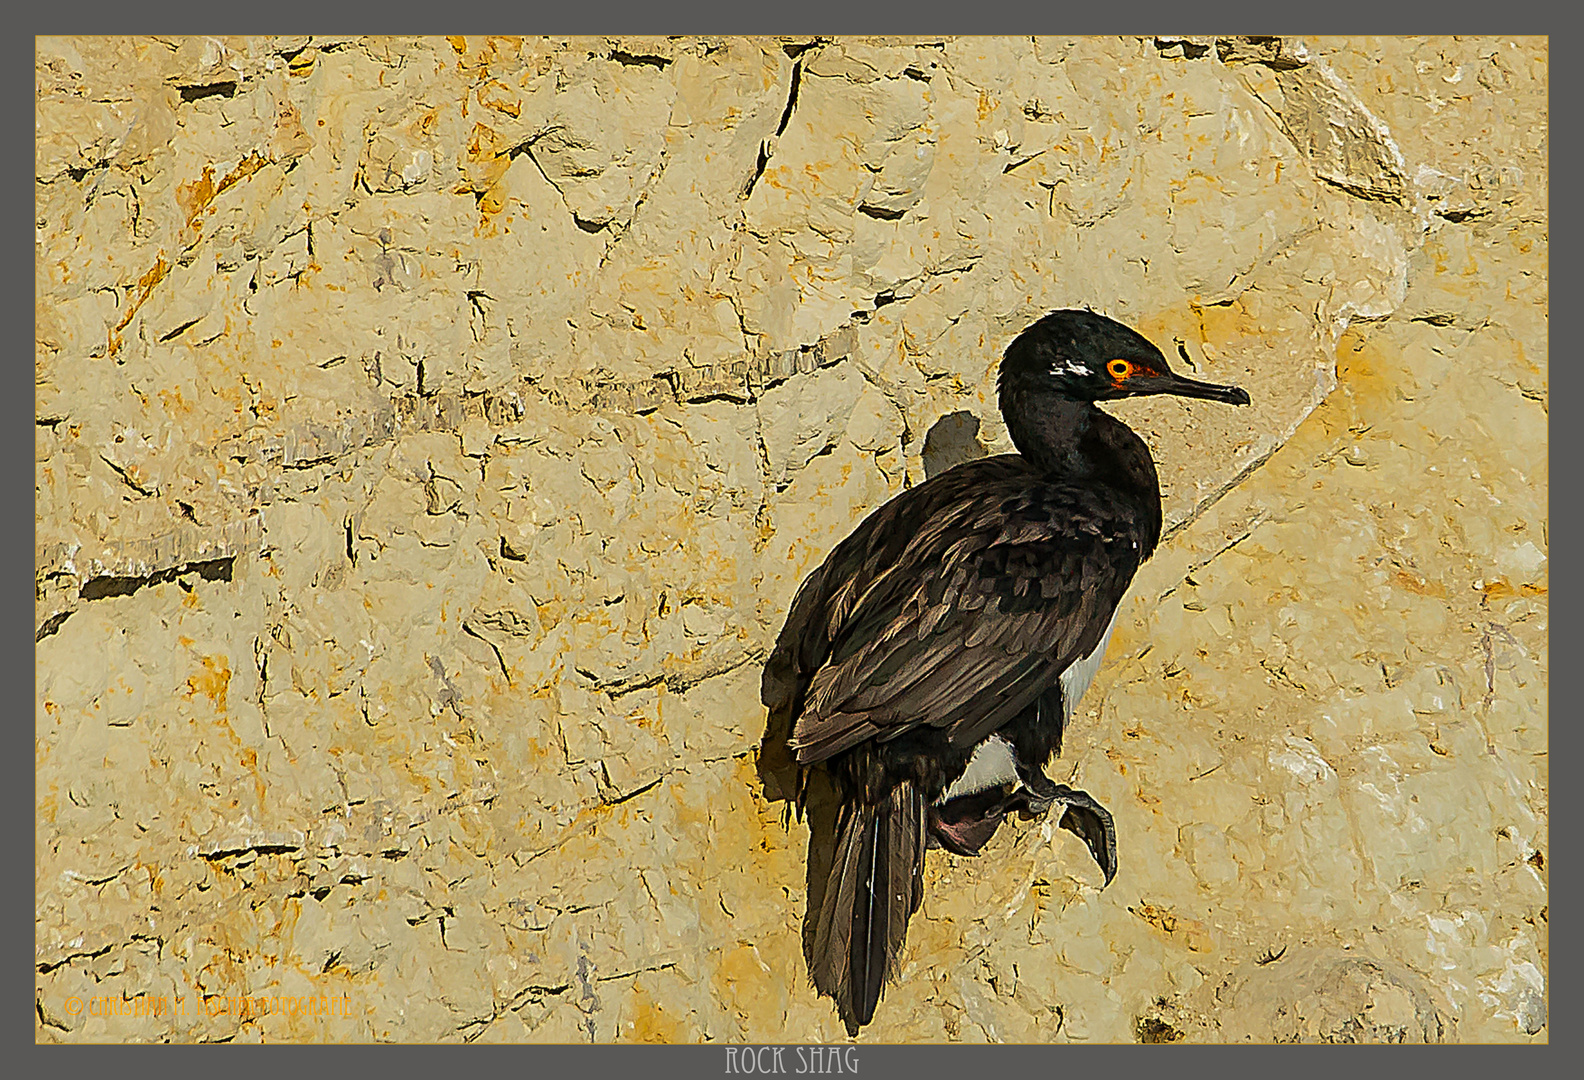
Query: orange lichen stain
[[221, 147, 270, 190], [536, 597, 568, 629], [1395, 571, 1447, 598], [136, 859, 166, 896], [479, 80, 521, 118], [107, 253, 169, 356], [1130, 901, 1214, 952], [977, 89, 996, 122], [1333, 322, 1398, 415], [481, 36, 524, 68], [1479, 577, 1517, 601], [39, 784, 58, 824], [1479, 577, 1546, 601], [177, 152, 268, 238], [448, 35, 468, 54], [460, 122, 514, 230], [177, 166, 219, 231], [157, 387, 191, 416], [186, 655, 232, 714], [622, 981, 687, 1042], [630, 703, 656, 732], [111, 152, 269, 357], [1180, 294, 1271, 357], [713, 942, 777, 1015]]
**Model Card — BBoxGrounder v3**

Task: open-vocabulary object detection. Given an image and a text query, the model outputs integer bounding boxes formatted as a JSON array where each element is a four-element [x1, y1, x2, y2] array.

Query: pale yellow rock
[[37, 35, 1545, 1043]]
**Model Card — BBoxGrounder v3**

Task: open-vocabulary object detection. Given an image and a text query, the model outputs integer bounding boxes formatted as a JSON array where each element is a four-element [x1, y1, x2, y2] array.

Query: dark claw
[[1051, 785, 1117, 886]]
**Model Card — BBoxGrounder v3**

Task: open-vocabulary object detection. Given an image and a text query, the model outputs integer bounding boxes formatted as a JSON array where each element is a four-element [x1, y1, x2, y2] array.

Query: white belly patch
[[934, 609, 1120, 806], [937, 735, 1017, 804]]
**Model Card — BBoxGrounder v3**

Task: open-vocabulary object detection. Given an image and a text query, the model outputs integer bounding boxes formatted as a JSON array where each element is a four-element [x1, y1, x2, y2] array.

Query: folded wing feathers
[[788, 478, 1143, 767]]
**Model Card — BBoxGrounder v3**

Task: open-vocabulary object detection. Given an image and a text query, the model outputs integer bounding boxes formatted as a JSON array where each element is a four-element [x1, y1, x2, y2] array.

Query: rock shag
[[762, 309, 1250, 1031]]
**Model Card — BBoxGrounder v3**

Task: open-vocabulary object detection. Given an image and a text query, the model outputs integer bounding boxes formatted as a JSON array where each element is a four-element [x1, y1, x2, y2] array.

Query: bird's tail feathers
[[809, 783, 926, 1029]]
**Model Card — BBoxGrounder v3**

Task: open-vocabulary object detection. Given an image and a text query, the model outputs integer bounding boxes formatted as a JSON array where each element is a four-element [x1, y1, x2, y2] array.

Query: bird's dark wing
[[788, 474, 1145, 766], [764, 459, 1019, 726]]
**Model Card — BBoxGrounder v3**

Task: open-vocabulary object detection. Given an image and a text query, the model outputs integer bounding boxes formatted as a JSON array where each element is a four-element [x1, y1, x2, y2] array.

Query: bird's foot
[[1049, 785, 1117, 886], [1004, 766, 1118, 886], [928, 772, 1118, 885]]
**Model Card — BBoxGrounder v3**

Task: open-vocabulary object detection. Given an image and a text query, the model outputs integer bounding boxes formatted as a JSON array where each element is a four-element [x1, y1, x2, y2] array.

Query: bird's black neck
[[1000, 386, 1163, 542]]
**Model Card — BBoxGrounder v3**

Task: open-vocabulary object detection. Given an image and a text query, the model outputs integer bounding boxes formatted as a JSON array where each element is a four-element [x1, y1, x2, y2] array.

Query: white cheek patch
[[1050, 362, 1091, 377]]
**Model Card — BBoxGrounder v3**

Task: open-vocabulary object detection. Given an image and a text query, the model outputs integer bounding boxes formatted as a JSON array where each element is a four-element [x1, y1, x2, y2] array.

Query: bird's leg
[[1011, 757, 1062, 816], [1005, 688, 1066, 818]]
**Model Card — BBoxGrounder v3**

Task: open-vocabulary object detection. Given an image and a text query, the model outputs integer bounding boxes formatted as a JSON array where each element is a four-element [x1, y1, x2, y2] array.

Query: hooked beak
[[1151, 371, 1251, 406]]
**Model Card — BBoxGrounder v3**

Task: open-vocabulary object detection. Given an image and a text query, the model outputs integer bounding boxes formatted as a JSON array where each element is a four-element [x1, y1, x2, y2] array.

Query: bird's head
[[998, 309, 1251, 406]]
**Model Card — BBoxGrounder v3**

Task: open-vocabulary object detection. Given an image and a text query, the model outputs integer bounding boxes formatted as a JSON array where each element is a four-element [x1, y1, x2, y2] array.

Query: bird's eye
[[1107, 359, 1133, 380]]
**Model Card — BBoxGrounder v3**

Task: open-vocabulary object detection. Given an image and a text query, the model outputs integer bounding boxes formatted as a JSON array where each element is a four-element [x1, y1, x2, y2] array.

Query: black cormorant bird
[[762, 309, 1250, 1031]]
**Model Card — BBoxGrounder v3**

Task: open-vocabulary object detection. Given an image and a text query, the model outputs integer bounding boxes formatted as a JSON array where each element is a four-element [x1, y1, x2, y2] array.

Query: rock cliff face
[[36, 35, 1546, 1042]]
